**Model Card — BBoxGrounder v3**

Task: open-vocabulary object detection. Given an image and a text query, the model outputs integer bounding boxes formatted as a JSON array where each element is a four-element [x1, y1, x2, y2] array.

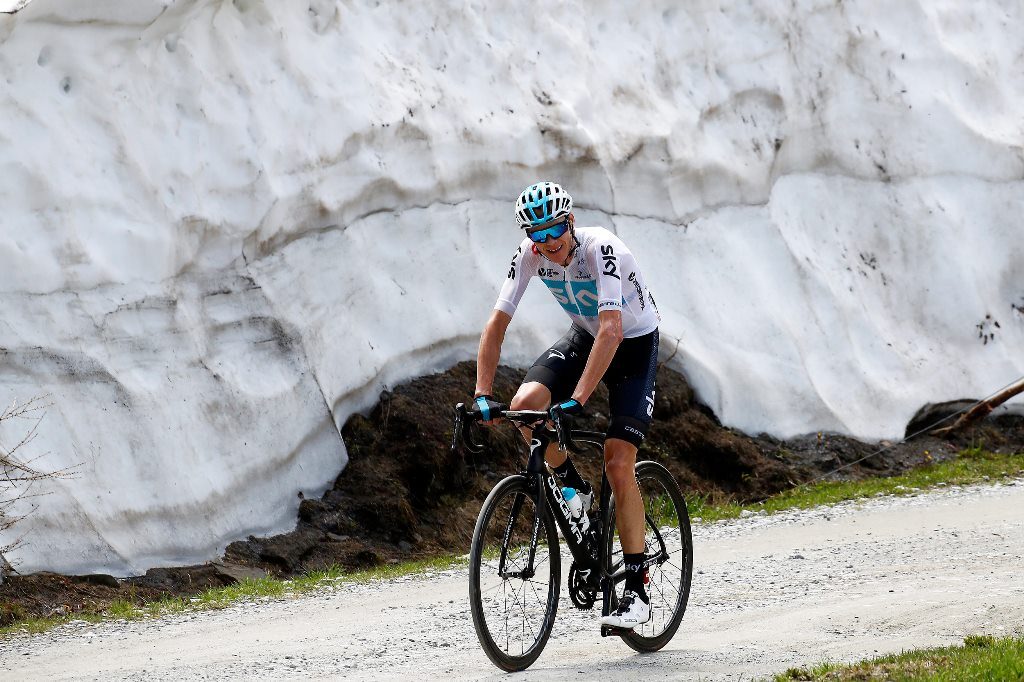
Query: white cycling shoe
[[599, 590, 650, 629]]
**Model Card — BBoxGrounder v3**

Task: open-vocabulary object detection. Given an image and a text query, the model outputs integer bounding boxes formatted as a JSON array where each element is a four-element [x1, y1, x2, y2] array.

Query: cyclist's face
[[529, 215, 574, 265]]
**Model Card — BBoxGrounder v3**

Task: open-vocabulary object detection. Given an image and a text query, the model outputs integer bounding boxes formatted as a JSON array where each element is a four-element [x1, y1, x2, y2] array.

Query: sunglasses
[[526, 218, 570, 243]]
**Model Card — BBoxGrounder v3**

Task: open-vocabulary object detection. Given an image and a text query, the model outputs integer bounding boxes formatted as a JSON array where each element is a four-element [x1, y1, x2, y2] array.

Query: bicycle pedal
[[601, 625, 635, 637]]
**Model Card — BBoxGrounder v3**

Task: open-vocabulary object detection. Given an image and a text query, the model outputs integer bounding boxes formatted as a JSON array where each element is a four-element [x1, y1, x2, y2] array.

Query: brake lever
[[551, 409, 570, 452], [451, 403, 466, 453], [453, 402, 486, 454], [551, 409, 584, 454]]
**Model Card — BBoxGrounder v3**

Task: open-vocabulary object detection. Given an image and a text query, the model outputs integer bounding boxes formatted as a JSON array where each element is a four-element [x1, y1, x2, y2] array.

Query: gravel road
[[3, 479, 1023, 681]]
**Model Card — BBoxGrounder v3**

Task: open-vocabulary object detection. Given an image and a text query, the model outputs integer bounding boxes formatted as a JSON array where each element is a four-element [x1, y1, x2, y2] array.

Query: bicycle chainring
[[568, 562, 597, 610]]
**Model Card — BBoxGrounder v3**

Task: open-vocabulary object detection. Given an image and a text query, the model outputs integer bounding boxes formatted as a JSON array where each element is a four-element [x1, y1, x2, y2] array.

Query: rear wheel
[[469, 475, 560, 671], [602, 460, 692, 652]]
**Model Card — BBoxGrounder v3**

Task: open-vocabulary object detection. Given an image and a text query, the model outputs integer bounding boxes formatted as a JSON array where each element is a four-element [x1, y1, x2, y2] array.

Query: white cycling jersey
[[494, 226, 660, 338]]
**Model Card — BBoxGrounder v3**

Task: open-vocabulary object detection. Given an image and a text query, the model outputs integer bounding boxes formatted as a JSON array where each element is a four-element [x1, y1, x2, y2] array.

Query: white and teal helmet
[[515, 181, 573, 228]]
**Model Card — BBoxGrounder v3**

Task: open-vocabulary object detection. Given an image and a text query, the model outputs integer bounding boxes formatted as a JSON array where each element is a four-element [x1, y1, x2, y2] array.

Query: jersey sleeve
[[494, 239, 534, 317], [593, 234, 624, 313]]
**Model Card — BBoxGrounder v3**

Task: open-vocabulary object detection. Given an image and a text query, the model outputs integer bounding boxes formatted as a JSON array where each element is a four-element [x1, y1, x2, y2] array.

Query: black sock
[[552, 456, 588, 492], [623, 553, 649, 602]]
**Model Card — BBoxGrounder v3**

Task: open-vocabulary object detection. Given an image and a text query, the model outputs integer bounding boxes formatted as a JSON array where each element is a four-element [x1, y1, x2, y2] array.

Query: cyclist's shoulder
[[576, 226, 634, 257]]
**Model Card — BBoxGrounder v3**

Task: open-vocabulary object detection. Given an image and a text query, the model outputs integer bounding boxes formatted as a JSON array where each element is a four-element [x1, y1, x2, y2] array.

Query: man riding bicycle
[[470, 181, 661, 629]]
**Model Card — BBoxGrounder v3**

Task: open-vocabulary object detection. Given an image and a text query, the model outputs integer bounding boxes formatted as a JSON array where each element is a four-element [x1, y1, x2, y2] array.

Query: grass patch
[[0, 554, 467, 640], [689, 449, 1024, 524], [775, 634, 1024, 681]]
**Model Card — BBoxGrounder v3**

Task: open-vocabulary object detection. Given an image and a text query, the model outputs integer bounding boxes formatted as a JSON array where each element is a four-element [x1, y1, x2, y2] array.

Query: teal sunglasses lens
[[528, 219, 569, 243]]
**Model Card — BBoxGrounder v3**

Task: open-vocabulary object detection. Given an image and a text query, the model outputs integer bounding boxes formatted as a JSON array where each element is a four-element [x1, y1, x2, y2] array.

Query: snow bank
[[0, 0, 1021, 573]]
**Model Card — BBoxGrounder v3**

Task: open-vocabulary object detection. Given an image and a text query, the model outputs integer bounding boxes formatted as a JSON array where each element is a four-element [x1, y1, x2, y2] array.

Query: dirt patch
[[3, 361, 1023, 625], [0, 565, 236, 627]]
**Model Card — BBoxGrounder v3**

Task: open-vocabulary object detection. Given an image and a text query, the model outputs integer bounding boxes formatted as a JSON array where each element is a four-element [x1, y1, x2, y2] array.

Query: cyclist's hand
[[549, 398, 584, 420], [469, 394, 506, 425]]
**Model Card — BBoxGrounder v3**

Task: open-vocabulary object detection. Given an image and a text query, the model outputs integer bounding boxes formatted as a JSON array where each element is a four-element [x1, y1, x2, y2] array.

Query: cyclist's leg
[[513, 325, 591, 472], [602, 329, 659, 616], [600, 435, 652, 629], [509, 381, 550, 433], [603, 328, 659, 472], [604, 437, 644, 552], [509, 380, 565, 464]]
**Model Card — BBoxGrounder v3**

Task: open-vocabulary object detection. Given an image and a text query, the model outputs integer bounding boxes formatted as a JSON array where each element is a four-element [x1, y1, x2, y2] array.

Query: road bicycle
[[452, 403, 693, 672]]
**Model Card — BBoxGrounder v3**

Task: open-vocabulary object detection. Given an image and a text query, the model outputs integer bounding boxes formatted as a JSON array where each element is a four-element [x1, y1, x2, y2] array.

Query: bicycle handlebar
[[452, 403, 604, 455]]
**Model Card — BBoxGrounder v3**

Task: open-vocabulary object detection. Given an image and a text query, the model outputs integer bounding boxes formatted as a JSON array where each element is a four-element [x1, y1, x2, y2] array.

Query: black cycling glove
[[549, 398, 584, 419], [470, 394, 506, 421]]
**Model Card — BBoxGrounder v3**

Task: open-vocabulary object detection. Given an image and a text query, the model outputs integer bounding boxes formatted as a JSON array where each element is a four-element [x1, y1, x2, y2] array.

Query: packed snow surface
[[0, 0, 1022, 573]]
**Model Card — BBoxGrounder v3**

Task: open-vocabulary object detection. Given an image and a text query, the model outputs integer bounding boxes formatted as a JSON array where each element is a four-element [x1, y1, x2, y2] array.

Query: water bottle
[[561, 487, 590, 532]]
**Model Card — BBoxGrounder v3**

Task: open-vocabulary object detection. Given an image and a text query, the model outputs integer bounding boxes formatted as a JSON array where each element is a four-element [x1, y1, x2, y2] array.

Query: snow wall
[[0, 0, 1021, 574]]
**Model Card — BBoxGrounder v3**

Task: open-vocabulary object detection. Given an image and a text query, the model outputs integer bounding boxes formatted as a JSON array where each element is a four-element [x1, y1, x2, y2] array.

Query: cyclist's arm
[[568, 233, 627, 406], [477, 240, 532, 398], [570, 309, 623, 405], [475, 309, 512, 398]]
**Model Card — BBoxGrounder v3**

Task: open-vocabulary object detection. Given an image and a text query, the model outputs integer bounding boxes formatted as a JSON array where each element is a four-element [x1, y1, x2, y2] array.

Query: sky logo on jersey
[[542, 280, 600, 317]]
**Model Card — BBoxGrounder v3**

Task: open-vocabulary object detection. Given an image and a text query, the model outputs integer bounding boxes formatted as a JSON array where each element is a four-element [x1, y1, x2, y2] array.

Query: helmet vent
[[515, 181, 572, 228]]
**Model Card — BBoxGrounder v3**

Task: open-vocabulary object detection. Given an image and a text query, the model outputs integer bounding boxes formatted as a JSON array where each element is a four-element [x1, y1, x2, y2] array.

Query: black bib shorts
[[523, 324, 659, 447]]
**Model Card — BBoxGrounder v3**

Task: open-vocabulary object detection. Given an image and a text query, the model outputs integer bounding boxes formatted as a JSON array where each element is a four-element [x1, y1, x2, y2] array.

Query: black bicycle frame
[[522, 432, 586, 569], [453, 403, 669, 626]]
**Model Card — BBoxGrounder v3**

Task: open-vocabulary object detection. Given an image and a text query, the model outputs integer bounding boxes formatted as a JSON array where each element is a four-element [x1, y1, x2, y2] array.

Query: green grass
[[687, 449, 1024, 524], [0, 554, 467, 640], [775, 634, 1024, 681]]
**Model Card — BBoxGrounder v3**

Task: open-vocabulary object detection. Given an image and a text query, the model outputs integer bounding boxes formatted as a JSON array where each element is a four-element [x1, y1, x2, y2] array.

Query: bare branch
[[0, 395, 72, 576], [931, 378, 1024, 437], [0, 396, 49, 461], [0, 394, 52, 422]]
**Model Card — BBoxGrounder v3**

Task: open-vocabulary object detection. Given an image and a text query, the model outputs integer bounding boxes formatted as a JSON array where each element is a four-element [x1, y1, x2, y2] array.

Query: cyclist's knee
[[605, 459, 633, 492], [604, 441, 638, 491], [510, 381, 551, 411]]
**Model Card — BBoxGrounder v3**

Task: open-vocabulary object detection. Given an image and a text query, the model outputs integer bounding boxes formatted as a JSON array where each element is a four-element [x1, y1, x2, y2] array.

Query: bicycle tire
[[602, 460, 693, 652], [469, 474, 561, 671]]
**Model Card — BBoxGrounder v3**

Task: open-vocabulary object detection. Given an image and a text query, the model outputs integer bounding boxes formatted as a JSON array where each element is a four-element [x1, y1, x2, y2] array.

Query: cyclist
[[470, 181, 661, 629]]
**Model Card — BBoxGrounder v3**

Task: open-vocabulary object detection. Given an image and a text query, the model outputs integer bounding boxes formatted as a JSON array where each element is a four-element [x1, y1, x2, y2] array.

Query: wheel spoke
[[470, 479, 559, 670], [602, 463, 692, 651]]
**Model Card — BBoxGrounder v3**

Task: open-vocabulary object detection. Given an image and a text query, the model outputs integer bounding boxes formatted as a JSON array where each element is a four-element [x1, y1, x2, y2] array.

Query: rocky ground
[[2, 361, 1022, 626]]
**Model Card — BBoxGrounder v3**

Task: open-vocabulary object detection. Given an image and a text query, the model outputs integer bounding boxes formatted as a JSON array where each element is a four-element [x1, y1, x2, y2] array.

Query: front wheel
[[603, 460, 693, 652], [469, 475, 561, 671]]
